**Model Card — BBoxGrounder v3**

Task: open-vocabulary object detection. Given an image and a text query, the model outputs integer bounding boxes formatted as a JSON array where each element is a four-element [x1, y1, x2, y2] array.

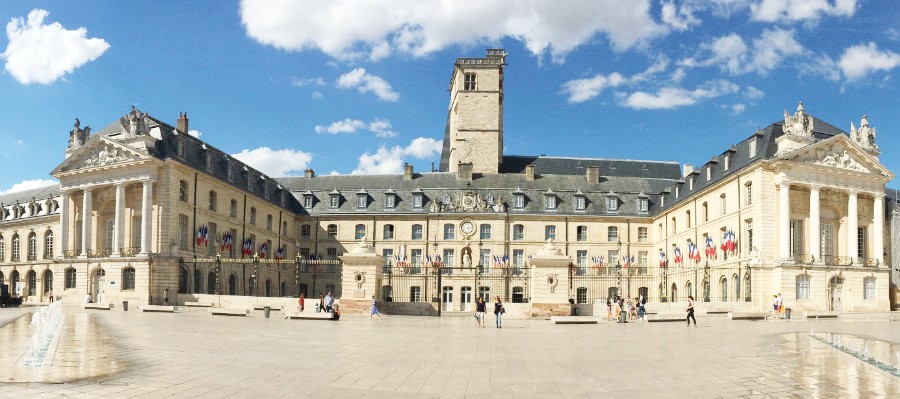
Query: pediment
[[52, 137, 151, 176], [781, 135, 891, 177]]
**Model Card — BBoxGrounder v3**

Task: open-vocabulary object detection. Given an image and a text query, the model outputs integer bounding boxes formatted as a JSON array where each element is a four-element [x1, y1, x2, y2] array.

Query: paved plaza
[[1, 305, 899, 398]]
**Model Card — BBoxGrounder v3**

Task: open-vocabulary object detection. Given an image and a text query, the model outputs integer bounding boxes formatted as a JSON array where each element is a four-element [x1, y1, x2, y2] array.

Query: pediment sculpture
[[120, 106, 152, 136], [78, 143, 141, 169], [68, 118, 91, 149], [783, 101, 814, 138], [850, 115, 878, 152], [431, 191, 503, 213], [794, 144, 871, 173]]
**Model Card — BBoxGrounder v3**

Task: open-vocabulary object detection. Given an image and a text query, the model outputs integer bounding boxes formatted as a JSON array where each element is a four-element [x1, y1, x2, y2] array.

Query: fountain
[[808, 332, 900, 378], [25, 301, 64, 367]]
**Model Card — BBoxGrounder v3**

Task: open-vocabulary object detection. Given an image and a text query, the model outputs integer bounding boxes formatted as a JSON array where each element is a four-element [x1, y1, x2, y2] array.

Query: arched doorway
[[720, 277, 728, 303], [178, 267, 189, 294], [43, 270, 53, 296], [670, 283, 677, 302], [10, 270, 19, 296], [26, 270, 36, 296], [829, 276, 844, 311], [91, 268, 107, 303], [228, 274, 237, 295], [207, 272, 216, 294], [685, 281, 693, 300]]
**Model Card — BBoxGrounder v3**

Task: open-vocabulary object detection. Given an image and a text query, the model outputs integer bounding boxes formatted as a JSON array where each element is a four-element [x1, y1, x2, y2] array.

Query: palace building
[[0, 49, 895, 315]]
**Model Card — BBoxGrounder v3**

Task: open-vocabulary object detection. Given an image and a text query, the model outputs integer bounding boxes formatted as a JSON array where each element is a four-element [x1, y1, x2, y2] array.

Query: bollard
[[123, 301, 128, 311], [264, 306, 271, 319], [619, 310, 628, 323]]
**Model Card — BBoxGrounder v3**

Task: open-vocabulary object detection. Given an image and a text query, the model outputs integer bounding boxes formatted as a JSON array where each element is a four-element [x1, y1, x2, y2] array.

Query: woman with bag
[[494, 296, 504, 328]]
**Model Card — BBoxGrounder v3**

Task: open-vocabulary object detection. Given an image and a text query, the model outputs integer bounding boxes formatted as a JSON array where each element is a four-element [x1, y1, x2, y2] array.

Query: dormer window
[[225, 162, 233, 182], [205, 151, 212, 171], [329, 190, 340, 209], [412, 190, 424, 208], [384, 191, 396, 209], [303, 193, 314, 209], [573, 191, 586, 211], [689, 177, 694, 191], [606, 193, 619, 213], [724, 154, 730, 170], [177, 140, 185, 158], [675, 186, 680, 198], [543, 189, 557, 210], [706, 167, 711, 181], [356, 190, 368, 209], [637, 194, 649, 214], [513, 193, 525, 210], [749, 137, 758, 158]]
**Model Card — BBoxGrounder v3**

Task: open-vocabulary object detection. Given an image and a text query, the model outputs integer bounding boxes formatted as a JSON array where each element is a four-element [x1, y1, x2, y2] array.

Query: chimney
[[457, 162, 473, 181], [304, 168, 315, 178], [403, 163, 414, 180], [586, 165, 599, 183], [683, 164, 694, 177], [524, 164, 535, 181], [176, 112, 189, 134]]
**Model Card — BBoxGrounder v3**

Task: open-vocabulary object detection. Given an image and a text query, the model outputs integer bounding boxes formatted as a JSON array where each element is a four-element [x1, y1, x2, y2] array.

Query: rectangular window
[[326, 247, 337, 259], [638, 251, 648, 267], [514, 194, 525, 209], [207, 223, 217, 256], [411, 224, 423, 240], [480, 249, 491, 271], [413, 194, 423, 208], [409, 286, 421, 302], [864, 278, 875, 300], [606, 197, 618, 212], [443, 224, 455, 240], [790, 219, 804, 257], [607, 226, 618, 242], [574, 196, 586, 210], [545, 196, 557, 210], [443, 249, 455, 267], [512, 224, 524, 241], [382, 248, 393, 264], [544, 225, 556, 241], [327, 224, 338, 239], [330, 195, 340, 208], [638, 227, 648, 243], [607, 250, 619, 266], [745, 219, 753, 254], [383, 224, 395, 240], [576, 226, 588, 241], [745, 184, 752, 205], [480, 224, 491, 240], [796, 275, 810, 300], [749, 137, 758, 158], [411, 249, 423, 268], [576, 250, 587, 268], [304, 196, 313, 208], [857, 227, 867, 259], [512, 249, 524, 268], [464, 72, 476, 91], [300, 224, 311, 239], [721, 195, 727, 215], [638, 198, 648, 213], [820, 224, 834, 257], [355, 224, 366, 240], [357, 195, 367, 209], [385, 195, 395, 209], [178, 214, 189, 250]]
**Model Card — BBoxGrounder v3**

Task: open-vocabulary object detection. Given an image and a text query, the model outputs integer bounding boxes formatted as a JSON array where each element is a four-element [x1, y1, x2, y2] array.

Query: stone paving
[[0, 305, 899, 398]]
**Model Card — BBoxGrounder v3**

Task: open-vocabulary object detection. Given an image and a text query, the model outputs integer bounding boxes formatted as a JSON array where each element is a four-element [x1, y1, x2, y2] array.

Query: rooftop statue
[[783, 101, 814, 138]]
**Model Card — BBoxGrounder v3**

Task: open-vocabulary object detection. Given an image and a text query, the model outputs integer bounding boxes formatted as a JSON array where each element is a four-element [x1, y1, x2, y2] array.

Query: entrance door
[[829, 276, 843, 311], [442, 286, 453, 311], [92, 268, 107, 304], [460, 286, 472, 311], [607, 286, 619, 301]]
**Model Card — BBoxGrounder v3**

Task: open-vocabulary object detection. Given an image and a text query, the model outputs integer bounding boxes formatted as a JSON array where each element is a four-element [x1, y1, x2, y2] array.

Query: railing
[[63, 250, 79, 258], [120, 247, 141, 257], [91, 248, 113, 258], [792, 254, 815, 265], [27, 254, 36, 261], [822, 255, 853, 266], [862, 257, 880, 267]]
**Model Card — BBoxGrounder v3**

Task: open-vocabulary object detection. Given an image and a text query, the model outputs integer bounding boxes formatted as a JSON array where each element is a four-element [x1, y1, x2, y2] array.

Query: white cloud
[[311, 91, 323, 99], [751, 0, 857, 23], [620, 80, 740, 110], [290, 77, 326, 87], [239, 0, 667, 62], [730, 103, 746, 114], [680, 28, 804, 75], [231, 147, 313, 177], [351, 137, 441, 175], [314, 118, 398, 138], [1, 9, 109, 85], [743, 85, 765, 100], [0, 178, 58, 195], [839, 42, 900, 82], [561, 72, 627, 103], [188, 130, 202, 138], [336, 68, 399, 101], [661, 1, 701, 31]]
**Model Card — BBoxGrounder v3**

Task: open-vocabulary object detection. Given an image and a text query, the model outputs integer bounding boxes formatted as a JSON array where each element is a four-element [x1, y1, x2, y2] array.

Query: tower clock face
[[460, 221, 475, 236]]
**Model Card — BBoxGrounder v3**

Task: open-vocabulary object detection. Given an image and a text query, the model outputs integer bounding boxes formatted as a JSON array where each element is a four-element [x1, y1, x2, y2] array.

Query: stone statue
[[462, 250, 472, 268], [850, 115, 878, 151], [68, 118, 90, 149], [783, 101, 813, 138]]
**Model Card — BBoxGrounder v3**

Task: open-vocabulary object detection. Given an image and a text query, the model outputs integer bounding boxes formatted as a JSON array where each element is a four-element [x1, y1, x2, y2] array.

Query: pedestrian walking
[[686, 295, 697, 326], [606, 298, 613, 321], [370, 295, 381, 319], [298, 293, 305, 312], [475, 297, 486, 327], [493, 296, 504, 328], [638, 294, 646, 320]]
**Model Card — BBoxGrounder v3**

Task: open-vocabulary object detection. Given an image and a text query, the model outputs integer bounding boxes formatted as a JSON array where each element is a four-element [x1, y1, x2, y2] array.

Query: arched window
[[209, 191, 217, 211], [229, 199, 238, 218], [863, 277, 876, 300], [26, 270, 36, 296], [27, 232, 37, 260], [11, 234, 20, 261], [280, 281, 286, 297], [179, 180, 189, 202], [44, 230, 54, 259], [43, 270, 53, 294], [720, 277, 728, 302], [684, 281, 693, 299], [265, 279, 272, 297], [299, 283, 308, 297], [670, 283, 678, 302], [228, 274, 237, 295], [194, 269, 202, 293], [702, 278, 710, 302], [732, 273, 740, 302], [207, 271, 216, 294], [10, 270, 19, 295], [249, 208, 257, 225], [743, 272, 751, 302], [266, 214, 273, 231], [658, 283, 665, 303], [122, 267, 136, 290], [65, 267, 77, 289], [383, 224, 395, 240], [512, 286, 525, 303], [355, 224, 366, 240], [0, 234, 5, 261], [178, 267, 188, 294]]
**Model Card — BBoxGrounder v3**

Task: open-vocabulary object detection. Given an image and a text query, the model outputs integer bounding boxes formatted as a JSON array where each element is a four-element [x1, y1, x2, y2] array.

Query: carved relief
[[430, 191, 504, 213], [850, 115, 878, 152], [783, 101, 814, 138], [119, 106, 151, 136], [78, 144, 140, 169], [822, 190, 842, 207], [68, 118, 91, 149], [795, 144, 871, 173]]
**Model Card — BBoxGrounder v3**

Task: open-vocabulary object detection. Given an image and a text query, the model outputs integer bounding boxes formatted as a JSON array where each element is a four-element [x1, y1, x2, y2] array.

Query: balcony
[[862, 257, 880, 267], [791, 254, 815, 265], [821, 255, 853, 266]]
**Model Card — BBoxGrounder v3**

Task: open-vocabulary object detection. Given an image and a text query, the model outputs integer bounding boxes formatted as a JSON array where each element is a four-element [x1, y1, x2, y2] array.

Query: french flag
[[673, 247, 682, 264]]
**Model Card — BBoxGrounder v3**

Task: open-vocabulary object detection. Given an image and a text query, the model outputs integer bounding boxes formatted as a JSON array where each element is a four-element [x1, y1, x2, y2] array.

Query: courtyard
[[1, 305, 899, 398]]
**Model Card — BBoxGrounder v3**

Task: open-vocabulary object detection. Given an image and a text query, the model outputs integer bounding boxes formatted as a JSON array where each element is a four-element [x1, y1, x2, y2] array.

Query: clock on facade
[[460, 220, 475, 236]]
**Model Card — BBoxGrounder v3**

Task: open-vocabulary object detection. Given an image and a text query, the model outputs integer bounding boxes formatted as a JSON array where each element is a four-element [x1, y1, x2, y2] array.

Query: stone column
[[874, 194, 884, 264], [809, 185, 820, 262], [139, 180, 153, 256], [59, 190, 69, 258], [847, 191, 858, 264], [778, 182, 791, 261], [530, 240, 573, 317], [80, 188, 93, 257], [338, 239, 385, 314], [112, 183, 125, 256]]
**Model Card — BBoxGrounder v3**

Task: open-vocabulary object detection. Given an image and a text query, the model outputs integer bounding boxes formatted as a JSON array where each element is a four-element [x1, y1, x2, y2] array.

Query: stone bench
[[83, 303, 112, 310], [803, 312, 839, 320], [647, 314, 686, 322], [253, 305, 284, 311], [140, 305, 176, 313], [728, 312, 767, 320], [707, 310, 731, 315], [551, 316, 597, 324], [209, 308, 250, 316], [284, 310, 336, 320], [184, 301, 214, 307]]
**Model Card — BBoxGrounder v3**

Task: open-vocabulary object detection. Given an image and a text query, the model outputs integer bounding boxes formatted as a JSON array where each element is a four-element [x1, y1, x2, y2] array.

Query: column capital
[[82, 186, 94, 193], [808, 184, 822, 191], [874, 193, 886, 200]]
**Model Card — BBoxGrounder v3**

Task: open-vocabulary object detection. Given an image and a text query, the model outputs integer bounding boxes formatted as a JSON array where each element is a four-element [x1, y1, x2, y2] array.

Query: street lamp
[[616, 239, 622, 298]]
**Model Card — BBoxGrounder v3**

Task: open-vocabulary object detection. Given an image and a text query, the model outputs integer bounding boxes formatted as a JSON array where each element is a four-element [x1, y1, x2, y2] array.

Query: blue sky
[[1, 0, 899, 194]]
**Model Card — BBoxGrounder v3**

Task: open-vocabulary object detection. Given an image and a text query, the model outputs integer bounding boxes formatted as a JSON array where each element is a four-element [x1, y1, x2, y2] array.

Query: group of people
[[296, 291, 337, 314], [606, 295, 647, 321], [474, 296, 505, 328], [772, 293, 786, 318]]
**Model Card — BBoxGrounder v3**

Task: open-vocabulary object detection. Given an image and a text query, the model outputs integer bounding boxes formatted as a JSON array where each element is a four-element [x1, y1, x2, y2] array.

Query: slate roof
[[500, 155, 682, 179], [0, 185, 61, 206]]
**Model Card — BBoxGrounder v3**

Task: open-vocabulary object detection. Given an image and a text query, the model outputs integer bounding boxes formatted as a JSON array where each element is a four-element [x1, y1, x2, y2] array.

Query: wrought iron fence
[[862, 257, 880, 267], [381, 264, 530, 304], [822, 255, 853, 266], [569, 263, 751, 304], [181, 258, 342, 298]]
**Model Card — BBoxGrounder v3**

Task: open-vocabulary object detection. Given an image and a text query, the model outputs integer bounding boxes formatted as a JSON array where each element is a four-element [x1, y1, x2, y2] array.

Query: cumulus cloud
[[314, 118, 398, 138], [351, 137, 441, 175], [839, 42, 900, 82], [239, 0, 667, 62], [743, 85, 765, 100], [661, 1, 701, 31], [188, 130, 202, 138], [620, 80, 740, 110], [0, 178, 58, 195], [231, 147, 313, 177], [679, 28, 804, 75], [561, 59, 668, 103], [337, 68, 399, 101], [290, 77, 326, 87], [2, 9, 109, 85], [751, 0, 857, 23]]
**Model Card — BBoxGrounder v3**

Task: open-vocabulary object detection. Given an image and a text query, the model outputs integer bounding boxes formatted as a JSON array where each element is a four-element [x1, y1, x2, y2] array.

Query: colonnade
[[59, 180, 154, 257]]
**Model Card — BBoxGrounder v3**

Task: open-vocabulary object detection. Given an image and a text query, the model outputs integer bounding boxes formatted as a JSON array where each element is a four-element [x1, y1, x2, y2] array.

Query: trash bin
[[574, 307, 580, 316], [619, 310, 628, 323], [264, 306, 271, 319], [122, 301, 128, 311], [785, 308, 791, 320]]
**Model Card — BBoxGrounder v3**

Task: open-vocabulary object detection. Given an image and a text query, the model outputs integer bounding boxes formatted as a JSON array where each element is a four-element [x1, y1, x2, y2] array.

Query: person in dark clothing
[[493, 296, 504, 328], [686, 295, 697, 326]]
